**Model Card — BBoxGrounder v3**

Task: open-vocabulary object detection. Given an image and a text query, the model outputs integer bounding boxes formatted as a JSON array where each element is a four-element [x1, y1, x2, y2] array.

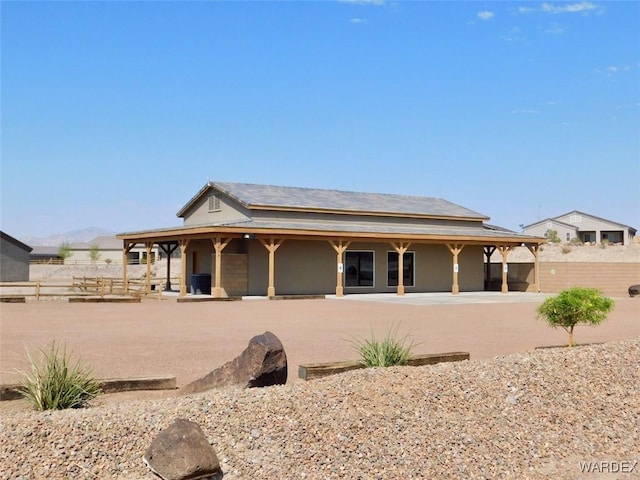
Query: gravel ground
[[1, 339, 638, 479]]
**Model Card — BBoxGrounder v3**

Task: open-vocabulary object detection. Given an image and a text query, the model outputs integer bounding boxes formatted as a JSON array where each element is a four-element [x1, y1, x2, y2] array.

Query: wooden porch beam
[[179, 239, 190, 297], [329, 240, 351, 297], [446, 244, 465, 295], [259, 238, 284, 297], [526, 243, 541, 292], [391, 242, 411, 296], [121, 242, 137, 293], [145, 242, 153, 294], [211, 237, 232, 298], [498, 246, 513, 294]]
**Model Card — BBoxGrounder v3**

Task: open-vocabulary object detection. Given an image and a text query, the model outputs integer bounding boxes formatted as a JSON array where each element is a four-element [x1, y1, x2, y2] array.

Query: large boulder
[[180, 331, 287, 395], [143, 418, 222, 480]]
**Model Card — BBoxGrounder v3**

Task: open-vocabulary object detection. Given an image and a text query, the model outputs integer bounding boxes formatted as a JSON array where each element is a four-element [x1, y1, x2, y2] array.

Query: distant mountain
[[21, 227, 116, 247]]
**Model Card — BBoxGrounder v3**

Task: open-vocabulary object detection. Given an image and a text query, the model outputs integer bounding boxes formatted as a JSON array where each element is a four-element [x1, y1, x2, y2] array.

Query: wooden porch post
[[179, 239, 190, 297], [483, 246, 496, 290], [259, 238, 283, 297], [498, 246, 512, 294], [329, 240, 351, 297], [145, 242, 153, 294], [122, 242, 136, 293], [446, 244, 465, 295], [211, 237, 232, 298], [159, 243, 179, 291], [526, 244, 541, 292], [391, 242, 411, 296]]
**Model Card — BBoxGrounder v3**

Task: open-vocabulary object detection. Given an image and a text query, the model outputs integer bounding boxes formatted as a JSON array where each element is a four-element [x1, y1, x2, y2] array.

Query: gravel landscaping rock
[[1, 339, 638, 479]]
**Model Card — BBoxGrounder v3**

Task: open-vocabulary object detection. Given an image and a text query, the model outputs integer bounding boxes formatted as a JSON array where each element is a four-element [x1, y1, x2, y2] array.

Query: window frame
[[387, 250, 415, 288], [344, 251, 375, 288]]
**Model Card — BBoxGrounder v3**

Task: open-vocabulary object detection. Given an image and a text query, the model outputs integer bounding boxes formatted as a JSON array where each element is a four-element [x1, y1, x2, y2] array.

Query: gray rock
[[180, 331, 287, 394], [143, 419, 222, 480]]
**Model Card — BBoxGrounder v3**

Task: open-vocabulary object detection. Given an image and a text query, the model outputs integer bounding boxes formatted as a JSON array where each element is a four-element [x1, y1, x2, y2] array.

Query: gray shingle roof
[[209, 182, 489, 220]]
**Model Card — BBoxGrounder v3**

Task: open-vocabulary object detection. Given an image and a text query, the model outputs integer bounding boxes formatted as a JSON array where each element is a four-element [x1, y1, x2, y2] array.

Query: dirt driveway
[[2, 292, 638, 392]]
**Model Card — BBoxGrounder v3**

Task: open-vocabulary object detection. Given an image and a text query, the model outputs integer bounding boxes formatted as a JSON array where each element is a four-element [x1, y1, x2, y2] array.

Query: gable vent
[[208, 194, 221, 212]]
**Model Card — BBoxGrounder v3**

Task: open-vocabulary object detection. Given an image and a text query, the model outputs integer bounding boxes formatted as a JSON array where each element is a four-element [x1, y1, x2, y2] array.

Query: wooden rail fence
[[0, 276, 181, 302]]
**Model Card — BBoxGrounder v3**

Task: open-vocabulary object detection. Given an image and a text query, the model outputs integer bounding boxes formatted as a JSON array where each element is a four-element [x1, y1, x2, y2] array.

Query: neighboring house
[[522, 211, 637, 245], [117, 181, 545, 297], [67, 236, 160, 265], [30, 246, 62, 264], [0, 231, 33, 281]]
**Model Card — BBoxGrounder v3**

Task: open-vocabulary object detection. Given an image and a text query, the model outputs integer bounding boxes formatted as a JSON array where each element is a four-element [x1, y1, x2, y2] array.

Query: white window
[[546, 222, 553, 229], [566, 233, 571, 242], [208, 194, 221, 212], [569, 215, 581, 223]]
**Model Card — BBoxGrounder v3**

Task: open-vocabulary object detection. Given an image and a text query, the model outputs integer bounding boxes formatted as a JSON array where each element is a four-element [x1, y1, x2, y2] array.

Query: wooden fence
[[0, 276, 181, 301]]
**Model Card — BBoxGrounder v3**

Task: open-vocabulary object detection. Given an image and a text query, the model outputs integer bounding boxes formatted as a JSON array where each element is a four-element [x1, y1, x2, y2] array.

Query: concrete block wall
[[536, 262, 639, 297], [220, 254, 248, 297]]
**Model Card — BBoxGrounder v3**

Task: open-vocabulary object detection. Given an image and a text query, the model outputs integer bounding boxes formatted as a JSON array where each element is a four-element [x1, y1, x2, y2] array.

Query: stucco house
[[117, 181, 545, 298], [522, 211, 637, 245], [67, 236, 160, 265], [0, 231, 33, 281]]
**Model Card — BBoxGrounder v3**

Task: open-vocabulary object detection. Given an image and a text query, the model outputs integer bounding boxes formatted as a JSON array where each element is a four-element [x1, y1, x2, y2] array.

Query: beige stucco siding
[[182, 193, 250, 226], [525, 221, 576, 243], [246, 240, 336, 296]]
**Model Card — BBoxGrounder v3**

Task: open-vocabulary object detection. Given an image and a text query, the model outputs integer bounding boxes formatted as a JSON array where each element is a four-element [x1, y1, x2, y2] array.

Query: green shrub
[[16, 341, 102, 411], [351, 324, 416, 367], [545, 229, 561, 244], [537, 287, 614, 347]]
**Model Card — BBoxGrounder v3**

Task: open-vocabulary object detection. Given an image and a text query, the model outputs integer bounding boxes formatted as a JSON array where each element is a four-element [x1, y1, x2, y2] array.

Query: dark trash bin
[[190, 273, 212, 295]]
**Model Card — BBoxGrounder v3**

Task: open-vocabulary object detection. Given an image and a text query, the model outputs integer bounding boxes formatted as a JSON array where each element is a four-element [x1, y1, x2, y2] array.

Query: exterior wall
[[524, 221, 577, 243], [0, 239, 31, 281], [499, 262, 639, 297], [243, 239, 484, 296], [246, 240, 336, 295], [555, 213, 625, 243], [527, 213, 635, 245], [182, 193, 250, 226], [64, 246, 159, 265]]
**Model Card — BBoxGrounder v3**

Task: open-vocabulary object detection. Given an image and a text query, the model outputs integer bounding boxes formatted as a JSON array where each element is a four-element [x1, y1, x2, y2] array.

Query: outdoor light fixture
[[243, 233, 256, 239]]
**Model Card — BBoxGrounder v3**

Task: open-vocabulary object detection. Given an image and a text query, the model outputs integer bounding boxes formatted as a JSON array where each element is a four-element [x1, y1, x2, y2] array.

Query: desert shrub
[[537, 287, 614, 347], [569, 237, 583, 246], [545, 229, 561, 244], [600, 239, 610, 249], [16, 341, 102, 411], [351, 324, 416, 367], [561, 245, 572, 254], [57, 242, 73, 261]]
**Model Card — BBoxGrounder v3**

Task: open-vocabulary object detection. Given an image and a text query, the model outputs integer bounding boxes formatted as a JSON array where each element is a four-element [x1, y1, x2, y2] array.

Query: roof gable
[[0, 231, 33, 252], [553, 210, 637, 232], [178, 181, 489, 221]]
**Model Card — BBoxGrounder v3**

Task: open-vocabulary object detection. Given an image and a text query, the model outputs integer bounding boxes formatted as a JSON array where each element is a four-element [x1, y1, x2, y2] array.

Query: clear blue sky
[[2, 1, 639, 239]]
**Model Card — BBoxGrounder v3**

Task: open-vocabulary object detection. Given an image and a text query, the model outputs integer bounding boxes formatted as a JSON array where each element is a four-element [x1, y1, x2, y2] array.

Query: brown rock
[[143, 418, 222, 480], [180, 331, 287, 394]]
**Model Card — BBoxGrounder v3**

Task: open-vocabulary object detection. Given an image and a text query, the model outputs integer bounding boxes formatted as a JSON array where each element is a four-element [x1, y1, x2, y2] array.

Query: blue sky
[[2, 1, 639, 239]]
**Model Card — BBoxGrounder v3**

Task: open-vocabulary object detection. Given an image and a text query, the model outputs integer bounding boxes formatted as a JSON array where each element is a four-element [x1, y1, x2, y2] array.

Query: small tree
[[545, 229, 561, 244], [58, 242, 73, 262], [89, 243, 101, 263], [537, 287, 614, 347]]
